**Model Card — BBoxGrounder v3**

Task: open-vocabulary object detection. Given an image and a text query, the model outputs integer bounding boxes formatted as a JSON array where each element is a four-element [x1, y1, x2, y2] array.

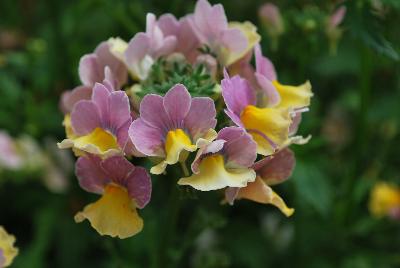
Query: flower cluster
[[58, 0, 313, 238]]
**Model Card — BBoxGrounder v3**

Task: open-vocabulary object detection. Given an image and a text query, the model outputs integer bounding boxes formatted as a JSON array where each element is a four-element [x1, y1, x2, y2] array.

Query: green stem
[[154, 168, 185, 268]]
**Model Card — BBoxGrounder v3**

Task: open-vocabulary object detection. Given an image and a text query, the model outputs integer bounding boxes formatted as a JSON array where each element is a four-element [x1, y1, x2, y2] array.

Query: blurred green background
[[1, 0, 400, 267]]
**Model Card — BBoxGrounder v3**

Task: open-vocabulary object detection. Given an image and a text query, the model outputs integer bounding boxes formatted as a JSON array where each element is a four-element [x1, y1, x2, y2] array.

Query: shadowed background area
[[1, 0, 400, 267]]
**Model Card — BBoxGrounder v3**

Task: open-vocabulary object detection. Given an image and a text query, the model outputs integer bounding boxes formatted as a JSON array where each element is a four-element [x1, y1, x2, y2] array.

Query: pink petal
[[101, 156, 134, 184], [61, 85, 92, 114], [125, 33, 150, 67], [221, 28, 248, 54], [76, 155, 110, 194], [221, 73, 256, 116], [79, 54, 102, 86], [225, 187, 240, 205], [163, 84, 191, 129], [95, 41, 127, 87], [139, 94, 171, 131], [184, 97, 217, 139], [109, 90, 131, 130], [127, 166, 152, 209], [153, 35, 177, 58], [116, 119, 131, 150], [129, 119, 165, 157], [217, 127, 257, 169], [92, 83, 111, 126], [255, 44, 277, 81], [255, 73, 280, 107], [71, 100, 101, 135], [224, 109, 244, 128], [254, 148, 295, 185], [158, 14, 180, 36]]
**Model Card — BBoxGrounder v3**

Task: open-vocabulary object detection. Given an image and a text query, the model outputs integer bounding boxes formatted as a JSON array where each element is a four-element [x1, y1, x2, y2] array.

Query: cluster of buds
[[58, 0, 313, 239]]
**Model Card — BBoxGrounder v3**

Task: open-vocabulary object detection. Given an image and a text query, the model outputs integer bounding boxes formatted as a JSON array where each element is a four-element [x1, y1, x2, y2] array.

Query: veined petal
[[129, 119, 165, 157], [0, 226, 18, 267], [71, 100, 101, 136], [163, 84, 191, 128], [273, 80, 313, 109], [178, 154, 256, 191], [184, 97, 217, 140], [217, 127, 257, 169], [74, 184, 143, 239], [237, 177, 294, 217], [254, 148, 295, 186], [241, 105, 291, 155], [58, 127, 121, 158]]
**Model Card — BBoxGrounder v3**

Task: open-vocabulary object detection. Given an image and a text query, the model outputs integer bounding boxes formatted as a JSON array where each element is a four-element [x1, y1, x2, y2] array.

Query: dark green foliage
[[1, 0, 400, 267]]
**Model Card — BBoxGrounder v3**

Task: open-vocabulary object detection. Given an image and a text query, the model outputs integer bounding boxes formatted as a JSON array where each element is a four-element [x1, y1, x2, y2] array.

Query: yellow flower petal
[[178, 154, 256, 191], [223, 21, 261, 66], [273, 80, 313, 109], [108, 37, 128, 62], [241, 105, 291, 155], [74, 184, 143, 239], [237, 177, 294, 217], [369, 182, 400, 218], [63, 114, 75, 139], [0, 226, 18, 267], [151, 129, 197, 175], [58, 127, 121, 158]]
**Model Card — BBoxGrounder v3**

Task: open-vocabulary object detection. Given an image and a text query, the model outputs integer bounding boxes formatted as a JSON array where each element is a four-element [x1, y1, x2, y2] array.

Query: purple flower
[[221, 70, 291, 156], [110, 13, 178, 81], [178, 127, 257, 191], [61, 41, 128, 114], [58, 82, 132, 158], [129, 84, 217, 174], [189, 0, 260, 66], [74, 155, 151, 238], [157, 14, 200, 63], [225, 148, 295, 216]]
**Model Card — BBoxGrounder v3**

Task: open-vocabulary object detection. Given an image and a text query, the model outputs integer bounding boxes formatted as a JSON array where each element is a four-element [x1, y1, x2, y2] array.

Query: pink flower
[[129, 84, 217, 174], [178, 127, 257, 191], [122, 13, 177, 80], [61, 41, 127, 114], [157, 14, 200, 63], [225, 148, 296, 217], [74, 155, 151, 238], [189, 0, 250, 66], [58, 82, 132, 157]]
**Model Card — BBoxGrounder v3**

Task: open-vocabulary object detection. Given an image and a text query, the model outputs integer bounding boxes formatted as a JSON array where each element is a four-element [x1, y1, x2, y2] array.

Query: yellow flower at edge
[[369, 182, 400, 218], [0, 226, 18, 267]]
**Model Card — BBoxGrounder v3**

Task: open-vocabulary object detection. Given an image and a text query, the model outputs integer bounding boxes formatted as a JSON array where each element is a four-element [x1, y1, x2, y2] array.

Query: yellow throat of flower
[[240, 105, 291, 156], [74, 127, 119, 153], [164, 129, 196, 163], [178, 154, 256, 191]]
